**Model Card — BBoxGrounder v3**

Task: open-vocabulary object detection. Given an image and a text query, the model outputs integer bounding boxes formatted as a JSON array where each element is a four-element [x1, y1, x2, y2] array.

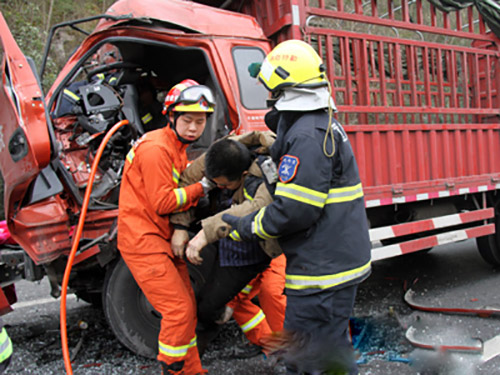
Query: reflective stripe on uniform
[[241, 284, 253, 294], [108, 76, 117, 85], [172, 165, 180, 185], [243, 187, 254, 201], [0, 328, 12, 363], [275, 182, 327, 208], [326, 183, 364, 204], [285, 261, 371, 291], [142, 112, 153, 124], [97, 73, 105, 80], [229, 230, 242, 241], [63, 88, 80, 102], [275, 182, 364, 206], [174, 188, 187, 208], [240, 310, 266, 333], [253, 207, 279, 240], [126, 148, 135, 164], [158, 336, 197, 358]]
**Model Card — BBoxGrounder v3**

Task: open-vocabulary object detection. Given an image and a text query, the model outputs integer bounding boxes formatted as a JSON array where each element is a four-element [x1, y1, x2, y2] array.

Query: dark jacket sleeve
[[252, 130, 334, 239]]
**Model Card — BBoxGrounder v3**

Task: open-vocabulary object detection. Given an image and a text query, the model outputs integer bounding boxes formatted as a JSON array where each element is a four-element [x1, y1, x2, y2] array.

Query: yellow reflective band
[[240, 310, 266, 333], [108, 76, 117, 84], [0, 328, 12, 362], [172, 165, 180, 185], [275, 183, 327, 208], [97, 73, 105, 80], [159, 336, 197, 358], [142, 112, 153, 124], [243, 187, 254, 201], [241, 284, 253, 294], [63, 88, 80, 102], [126, 148, 135, 164], [229, 230, 242, 241], [174, 188, 187, 207], [253, 207, 279, 240], [285, 261, 371, 290], [326, 183, 364, 204]]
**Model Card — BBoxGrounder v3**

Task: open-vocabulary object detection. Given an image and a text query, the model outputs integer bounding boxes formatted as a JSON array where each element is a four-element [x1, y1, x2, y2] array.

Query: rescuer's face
[[175, 112, 207, 142]]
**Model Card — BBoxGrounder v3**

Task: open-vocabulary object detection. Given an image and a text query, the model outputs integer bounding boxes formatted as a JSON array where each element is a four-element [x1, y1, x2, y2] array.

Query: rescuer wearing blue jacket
[[222, 40, 372, 375]]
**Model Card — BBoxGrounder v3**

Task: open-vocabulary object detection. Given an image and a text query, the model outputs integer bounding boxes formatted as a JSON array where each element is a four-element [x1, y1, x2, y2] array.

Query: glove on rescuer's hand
[[200, 176, 216, 195], [222, 213, 255, 242]]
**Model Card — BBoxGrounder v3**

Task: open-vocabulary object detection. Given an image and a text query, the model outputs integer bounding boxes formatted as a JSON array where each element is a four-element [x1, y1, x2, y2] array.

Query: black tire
[[102, 258, 160, 359], [476, 235, 500, 266], [186, 243, 217, 298], [476, 205, 500, 267], [102, 246, 216, 358]]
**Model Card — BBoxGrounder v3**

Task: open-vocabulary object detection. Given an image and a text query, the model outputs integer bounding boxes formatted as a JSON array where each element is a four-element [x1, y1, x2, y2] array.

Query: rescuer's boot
[[160, 360, 184, 374]]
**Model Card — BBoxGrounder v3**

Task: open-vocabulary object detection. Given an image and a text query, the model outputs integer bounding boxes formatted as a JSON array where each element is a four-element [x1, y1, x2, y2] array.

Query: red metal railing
[[240, 0, 500, 192], [300, 0, 500, 125], [307, 0, 491, 40], [307, 30, 500, 125]]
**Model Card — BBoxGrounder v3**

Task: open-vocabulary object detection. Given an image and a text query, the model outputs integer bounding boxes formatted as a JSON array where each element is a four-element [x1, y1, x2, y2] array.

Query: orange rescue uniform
[[118, 126, 205, 374], [228, 254, 287, 351]]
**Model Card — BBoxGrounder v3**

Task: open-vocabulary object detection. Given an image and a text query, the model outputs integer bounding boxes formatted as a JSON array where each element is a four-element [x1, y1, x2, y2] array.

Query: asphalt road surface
[[2, 238, 500, 374]]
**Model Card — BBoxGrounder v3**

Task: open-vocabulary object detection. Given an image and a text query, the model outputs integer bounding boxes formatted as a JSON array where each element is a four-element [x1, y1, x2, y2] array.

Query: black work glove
[[222, 213, 256, 242]]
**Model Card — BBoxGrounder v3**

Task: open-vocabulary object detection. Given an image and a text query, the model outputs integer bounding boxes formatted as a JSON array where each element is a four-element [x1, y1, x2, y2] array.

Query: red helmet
[[163, 79, 215, 114]]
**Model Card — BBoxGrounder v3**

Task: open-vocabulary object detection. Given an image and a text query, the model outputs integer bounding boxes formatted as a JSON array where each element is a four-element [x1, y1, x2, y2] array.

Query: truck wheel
[[476, 235, 500, 266], [476, 204, 500, 267], [102, 258, 159, 358], [102, 248, 216, 358]]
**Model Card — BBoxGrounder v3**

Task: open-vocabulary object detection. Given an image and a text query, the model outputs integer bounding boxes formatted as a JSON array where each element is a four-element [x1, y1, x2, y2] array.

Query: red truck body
[[0, 0, 499, 358], [236, 0, 500, 261]]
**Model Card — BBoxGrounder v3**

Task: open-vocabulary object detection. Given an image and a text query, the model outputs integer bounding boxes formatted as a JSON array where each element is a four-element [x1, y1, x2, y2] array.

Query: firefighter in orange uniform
[[117, 79, 216, 375], [227, 253, 286, 355]]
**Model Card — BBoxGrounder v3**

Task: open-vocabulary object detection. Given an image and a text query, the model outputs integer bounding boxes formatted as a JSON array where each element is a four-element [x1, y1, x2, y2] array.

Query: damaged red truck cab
[[0, 0, 272, 357]]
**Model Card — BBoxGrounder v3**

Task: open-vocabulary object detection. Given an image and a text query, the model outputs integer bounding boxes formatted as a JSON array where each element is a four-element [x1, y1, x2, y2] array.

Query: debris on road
[[404, 289, 500, 317]]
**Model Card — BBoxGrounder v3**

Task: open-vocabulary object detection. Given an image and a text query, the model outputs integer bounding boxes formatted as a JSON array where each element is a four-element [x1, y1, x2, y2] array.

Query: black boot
[[196, 324, 222, 358], [160, 360, 184, 374]]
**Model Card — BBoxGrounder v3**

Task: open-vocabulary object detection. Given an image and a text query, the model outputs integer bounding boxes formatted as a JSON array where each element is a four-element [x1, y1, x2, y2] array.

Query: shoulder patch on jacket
[[278, 155, 300, 183]]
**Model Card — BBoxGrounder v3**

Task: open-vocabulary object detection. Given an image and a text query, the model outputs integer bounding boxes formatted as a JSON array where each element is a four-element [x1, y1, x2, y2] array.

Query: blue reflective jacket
[[252, 110, 371, 295]]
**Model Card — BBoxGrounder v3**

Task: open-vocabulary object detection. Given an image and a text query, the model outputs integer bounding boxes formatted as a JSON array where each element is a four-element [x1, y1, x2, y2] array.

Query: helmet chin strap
[[169, 112, 196, 144]]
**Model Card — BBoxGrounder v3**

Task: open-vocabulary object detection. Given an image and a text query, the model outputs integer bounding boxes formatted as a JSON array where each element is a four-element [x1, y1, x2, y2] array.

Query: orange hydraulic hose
[[60, 120, 129, 375]]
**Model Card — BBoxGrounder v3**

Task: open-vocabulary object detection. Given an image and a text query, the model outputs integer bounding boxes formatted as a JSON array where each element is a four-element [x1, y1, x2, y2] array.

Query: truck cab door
[[0, 12, 51, 218]]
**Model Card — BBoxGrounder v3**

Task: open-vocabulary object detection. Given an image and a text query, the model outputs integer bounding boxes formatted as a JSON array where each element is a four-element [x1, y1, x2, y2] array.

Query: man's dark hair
[[205, 139, 252, 181]]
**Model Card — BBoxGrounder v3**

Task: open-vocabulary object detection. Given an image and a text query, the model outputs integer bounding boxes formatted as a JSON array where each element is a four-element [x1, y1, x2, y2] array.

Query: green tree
[[0, 0, 115, 88]]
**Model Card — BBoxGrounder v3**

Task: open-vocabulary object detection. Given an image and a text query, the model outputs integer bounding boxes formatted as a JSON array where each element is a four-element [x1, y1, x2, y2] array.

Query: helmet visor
[[177, 85, 216, 106]]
